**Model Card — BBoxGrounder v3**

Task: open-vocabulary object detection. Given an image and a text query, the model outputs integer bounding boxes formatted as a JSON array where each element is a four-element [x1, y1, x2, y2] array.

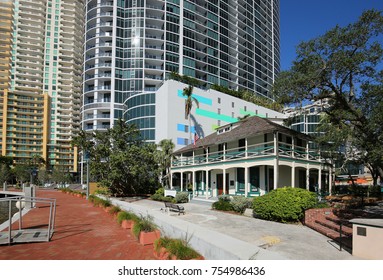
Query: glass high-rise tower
[[83, 0, 280, 141]]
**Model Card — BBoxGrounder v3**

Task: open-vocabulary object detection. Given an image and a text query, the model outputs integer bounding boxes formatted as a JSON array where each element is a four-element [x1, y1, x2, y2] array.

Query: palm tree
[[158, 139, 175, 187], [182, 85, 199, 144]]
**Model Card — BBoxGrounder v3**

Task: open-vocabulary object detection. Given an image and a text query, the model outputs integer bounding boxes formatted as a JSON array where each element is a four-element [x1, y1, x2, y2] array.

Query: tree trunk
[[189, 114, 192, 145]]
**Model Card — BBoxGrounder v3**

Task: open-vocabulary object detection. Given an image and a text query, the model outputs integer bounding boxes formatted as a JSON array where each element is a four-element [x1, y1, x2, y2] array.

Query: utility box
[[350, 219, 383, 259]]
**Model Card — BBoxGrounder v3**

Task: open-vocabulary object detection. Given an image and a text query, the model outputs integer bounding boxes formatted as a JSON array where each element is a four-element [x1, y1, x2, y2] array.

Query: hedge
[[253, 187, 317, 223]]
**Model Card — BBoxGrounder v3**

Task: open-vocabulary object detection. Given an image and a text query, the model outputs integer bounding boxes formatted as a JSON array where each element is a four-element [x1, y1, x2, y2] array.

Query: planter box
[[121, 220, 135, 229], [139, 230, 160, 246], [153, 247, 204, 260]]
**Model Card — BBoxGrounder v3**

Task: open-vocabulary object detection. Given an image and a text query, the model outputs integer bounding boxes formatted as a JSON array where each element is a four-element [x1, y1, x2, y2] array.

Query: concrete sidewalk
[[111, 197, 358, 260]]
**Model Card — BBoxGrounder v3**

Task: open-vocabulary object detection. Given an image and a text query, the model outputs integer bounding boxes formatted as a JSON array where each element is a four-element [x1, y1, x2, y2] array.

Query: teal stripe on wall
[[177, 90, 212, 106], [196, 108, 238, 123]]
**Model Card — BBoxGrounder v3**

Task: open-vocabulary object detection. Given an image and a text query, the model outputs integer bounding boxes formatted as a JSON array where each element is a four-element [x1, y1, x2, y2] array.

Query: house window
[[238, 138, 245, 151], [218, 97, 221, 104], [232, 102, 234, 108]]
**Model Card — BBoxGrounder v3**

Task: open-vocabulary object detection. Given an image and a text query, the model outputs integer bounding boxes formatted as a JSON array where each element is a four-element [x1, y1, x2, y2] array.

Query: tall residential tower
[[83, 0, 280, 141], [0, 0, 84, 172]]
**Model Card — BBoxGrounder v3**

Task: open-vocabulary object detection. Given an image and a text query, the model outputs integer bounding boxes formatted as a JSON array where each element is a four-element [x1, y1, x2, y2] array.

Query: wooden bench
[[163, 201, 185, 215]]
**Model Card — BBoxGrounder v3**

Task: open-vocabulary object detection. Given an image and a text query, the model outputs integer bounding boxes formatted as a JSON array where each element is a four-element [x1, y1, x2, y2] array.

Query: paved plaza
[[0, 189, 360, 260]]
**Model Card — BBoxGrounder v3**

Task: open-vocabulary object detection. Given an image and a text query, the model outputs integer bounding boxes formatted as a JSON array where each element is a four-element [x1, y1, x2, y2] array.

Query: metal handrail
[[0, 196, 56, 245]]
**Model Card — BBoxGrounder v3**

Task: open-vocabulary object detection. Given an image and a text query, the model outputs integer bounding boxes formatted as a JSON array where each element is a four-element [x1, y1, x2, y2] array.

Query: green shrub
[[117, 211, 139, 225], [150, 193, 164, 201], [89, 195, 110, 208], [253, 187, 317, 223], [368, 185, 382, 198], [230, 196, 253, 214], [108, 205, 121, 215], [100, 199, 111, 208], [155, 237, 201, 260], [218, 194, 231, 202], [163, 196, 175, 202], [132, 215, 158, 238], [312, 202, 330, 209], [94, 186, 110, 196], [212, 200, 233, 211], [155, 187, 164, 196], [175, 192, 189, 203]]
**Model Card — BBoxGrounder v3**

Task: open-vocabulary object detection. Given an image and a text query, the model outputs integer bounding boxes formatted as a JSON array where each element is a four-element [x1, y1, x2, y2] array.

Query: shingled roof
[[174, 115, 311, 154]]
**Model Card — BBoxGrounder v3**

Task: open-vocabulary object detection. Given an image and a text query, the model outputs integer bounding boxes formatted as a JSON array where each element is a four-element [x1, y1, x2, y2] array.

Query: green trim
[[239, 108, 266, 118], [196, 108, 238, 123]]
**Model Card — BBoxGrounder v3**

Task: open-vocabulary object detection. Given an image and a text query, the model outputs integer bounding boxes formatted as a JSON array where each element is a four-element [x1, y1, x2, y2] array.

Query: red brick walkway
[[0, 189, 156, 260]]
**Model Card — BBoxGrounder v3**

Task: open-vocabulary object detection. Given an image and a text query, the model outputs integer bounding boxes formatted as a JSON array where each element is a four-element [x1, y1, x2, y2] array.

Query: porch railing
[[172, 141, 321, 167]]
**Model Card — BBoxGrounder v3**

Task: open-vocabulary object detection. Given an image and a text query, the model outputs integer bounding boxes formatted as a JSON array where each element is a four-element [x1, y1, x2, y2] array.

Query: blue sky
[[280, 0, 383, 70]]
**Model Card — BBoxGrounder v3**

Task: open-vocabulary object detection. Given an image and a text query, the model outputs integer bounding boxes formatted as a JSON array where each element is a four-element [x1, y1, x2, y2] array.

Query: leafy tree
[[0, 163, 12, 185], [157, 139, 175, 187], [0, 156, 13, 167], [183, 85, 199, 144], [72, 119, 160, 196], [12, 165, 30, 185], [37, 166, 51, 185], [273, 9, 383, 185], [0, 156, 13, 185]]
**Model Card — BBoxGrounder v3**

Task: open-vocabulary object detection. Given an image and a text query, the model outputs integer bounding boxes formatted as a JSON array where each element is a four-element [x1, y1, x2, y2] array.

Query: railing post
[[8, 199, 12, 245]]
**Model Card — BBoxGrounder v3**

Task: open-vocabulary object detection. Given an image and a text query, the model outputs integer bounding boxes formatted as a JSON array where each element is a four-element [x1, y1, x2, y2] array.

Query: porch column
[[223, 168, 226, 195], [192, 170, 196, 198], [274, 132, 279, 156], [205, 170, 209, 199], [291, 137, 295, 158], [291, 163, 295, 188], [244, 167, 249, 197], [306, 164, 310, 190], [245, 138, 248, 158], [170, 170, 173, 189], [274, 158, 279, 190], [318, 168, 322, 194], [192, 150, 195, 165], [180, 171, 184, 191], [259, 166, 265, 192], [306, 142, 309, 160]]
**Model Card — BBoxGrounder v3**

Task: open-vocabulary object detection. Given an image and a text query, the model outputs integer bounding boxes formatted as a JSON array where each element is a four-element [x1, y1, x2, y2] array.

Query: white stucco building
[[155, 80, 286, 150]]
